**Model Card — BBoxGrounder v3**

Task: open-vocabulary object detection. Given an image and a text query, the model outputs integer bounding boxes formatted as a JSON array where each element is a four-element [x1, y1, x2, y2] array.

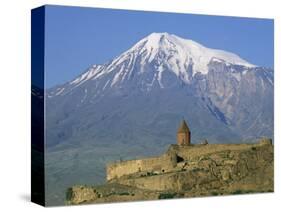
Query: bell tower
[[177, 119, 191, 145]]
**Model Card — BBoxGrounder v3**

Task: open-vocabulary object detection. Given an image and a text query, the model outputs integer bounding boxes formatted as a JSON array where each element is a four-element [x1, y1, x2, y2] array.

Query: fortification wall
[[106, 152, 176, 181], [167, 142, 270, 161], [106, 159, 141, 181]]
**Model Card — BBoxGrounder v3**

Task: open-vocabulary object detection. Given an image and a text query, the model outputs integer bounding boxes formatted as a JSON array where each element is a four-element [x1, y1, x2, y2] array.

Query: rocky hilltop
[[66, 138, 273, 205]]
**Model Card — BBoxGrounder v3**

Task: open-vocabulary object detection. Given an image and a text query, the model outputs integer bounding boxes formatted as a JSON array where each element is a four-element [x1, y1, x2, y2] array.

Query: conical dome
[[177, 120, 190, 133]]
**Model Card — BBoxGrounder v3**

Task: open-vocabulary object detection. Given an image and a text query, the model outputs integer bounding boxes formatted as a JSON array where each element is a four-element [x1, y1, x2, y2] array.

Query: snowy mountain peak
[[129, 32, 255, 74], [63, 32, 257, 91], [133, 32, 174, 50]]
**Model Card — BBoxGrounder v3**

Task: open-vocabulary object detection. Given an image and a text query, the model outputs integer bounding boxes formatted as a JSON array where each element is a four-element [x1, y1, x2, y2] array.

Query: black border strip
[[31, 6, 45, 206]]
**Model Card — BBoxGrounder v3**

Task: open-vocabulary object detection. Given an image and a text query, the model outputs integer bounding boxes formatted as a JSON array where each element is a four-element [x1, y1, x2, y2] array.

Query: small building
[[177, 119, 191, 145]]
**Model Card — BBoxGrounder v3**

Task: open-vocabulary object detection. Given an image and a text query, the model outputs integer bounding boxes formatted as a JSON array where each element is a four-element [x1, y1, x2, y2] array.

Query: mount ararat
[[47, 32, 273, 147]]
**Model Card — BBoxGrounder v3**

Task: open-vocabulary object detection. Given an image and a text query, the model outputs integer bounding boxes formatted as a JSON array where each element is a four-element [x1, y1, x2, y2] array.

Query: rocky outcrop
[[67, 139, 273, 205], [66, 183, 161, 205]]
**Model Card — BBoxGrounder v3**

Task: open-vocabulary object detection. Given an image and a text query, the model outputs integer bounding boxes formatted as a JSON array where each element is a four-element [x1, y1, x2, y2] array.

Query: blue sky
[[45, 5, 274, 88]]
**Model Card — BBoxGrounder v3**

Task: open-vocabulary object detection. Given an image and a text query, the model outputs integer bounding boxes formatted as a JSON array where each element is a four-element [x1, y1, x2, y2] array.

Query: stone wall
[[106, 151, 177, 181], [167, 142, 270, 161]]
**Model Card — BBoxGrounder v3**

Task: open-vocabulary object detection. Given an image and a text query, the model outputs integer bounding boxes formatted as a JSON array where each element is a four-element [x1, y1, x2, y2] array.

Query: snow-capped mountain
[[46, 32, 273, 149], [49, 32, 257, 96]]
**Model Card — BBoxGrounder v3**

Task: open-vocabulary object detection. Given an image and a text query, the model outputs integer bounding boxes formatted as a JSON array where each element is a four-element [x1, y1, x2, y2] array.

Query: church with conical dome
[[177, 119, 191, 145]]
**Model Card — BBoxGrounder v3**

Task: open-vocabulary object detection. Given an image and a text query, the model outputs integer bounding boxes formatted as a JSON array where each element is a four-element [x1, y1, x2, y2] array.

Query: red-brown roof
[[177, 120, 190, 133]]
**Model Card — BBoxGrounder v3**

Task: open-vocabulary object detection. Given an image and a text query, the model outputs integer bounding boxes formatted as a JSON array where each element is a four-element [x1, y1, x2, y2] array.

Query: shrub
[[119, 192, 130, 196], [158, 193, 177, 199], [231, 190, 254, 195], [232, 190, 244, 195], [211, 191, 219, 196], [66, 188, 73, 201]]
